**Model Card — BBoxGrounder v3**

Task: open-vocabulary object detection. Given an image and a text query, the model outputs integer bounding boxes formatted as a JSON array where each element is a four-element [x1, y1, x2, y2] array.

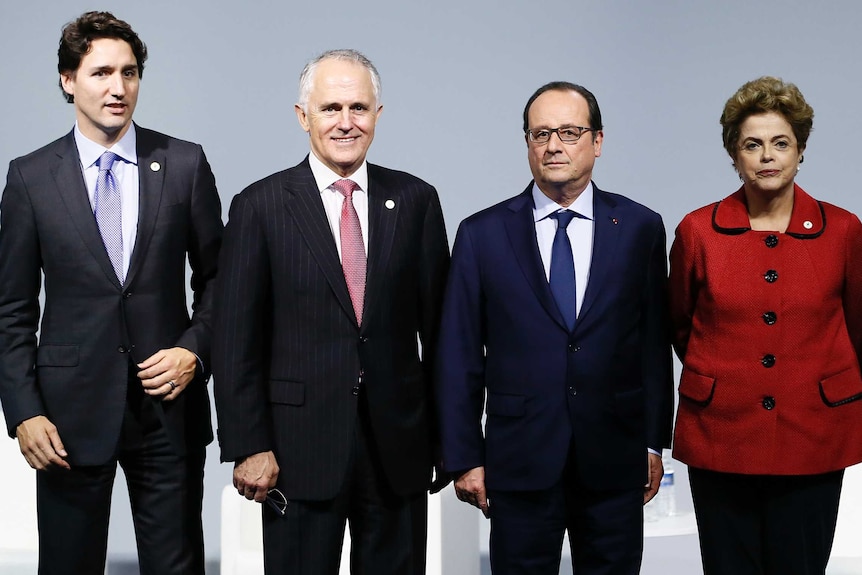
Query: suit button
[[568, 386, 577, 396], [568, 344, 580, 352], [762, 311, 777, 325], [764, 235, 779, 248], [118, 345, 127, 353], [761, 354, 776, 368], [123, 291, 132, 299], [360, 337, 368, 344], [352, 386, 361, 396], [764, 270, 778, 283], [762, 396, 776, 410]]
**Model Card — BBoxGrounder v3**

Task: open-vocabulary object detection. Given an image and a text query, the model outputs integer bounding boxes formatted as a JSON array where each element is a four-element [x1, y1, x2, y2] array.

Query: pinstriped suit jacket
[[213, 157, 449, 500]]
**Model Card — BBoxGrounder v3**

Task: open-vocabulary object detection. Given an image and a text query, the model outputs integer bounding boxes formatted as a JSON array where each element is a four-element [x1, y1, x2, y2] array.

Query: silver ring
[[168, 380, 177, 391]]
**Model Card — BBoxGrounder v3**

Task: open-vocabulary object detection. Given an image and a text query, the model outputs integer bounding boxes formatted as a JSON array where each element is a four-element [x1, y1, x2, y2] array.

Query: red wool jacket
[[670, 185, 862, 474]]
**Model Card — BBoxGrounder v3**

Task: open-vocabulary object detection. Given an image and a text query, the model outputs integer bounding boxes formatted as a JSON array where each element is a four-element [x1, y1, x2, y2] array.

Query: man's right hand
[[455, 465, 489, 518], [16, 415, 70, 471], [234, 451, 280, 503]]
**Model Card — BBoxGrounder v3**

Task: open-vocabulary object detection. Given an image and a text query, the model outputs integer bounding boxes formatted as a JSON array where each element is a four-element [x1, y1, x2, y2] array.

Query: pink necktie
[[332, 179, 366, 325]]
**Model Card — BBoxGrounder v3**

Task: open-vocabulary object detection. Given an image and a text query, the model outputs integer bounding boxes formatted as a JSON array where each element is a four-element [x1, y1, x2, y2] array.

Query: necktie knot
[[97, 151, 119, 173], [332, 179, 359, 200], [551, 209, 576, 229]]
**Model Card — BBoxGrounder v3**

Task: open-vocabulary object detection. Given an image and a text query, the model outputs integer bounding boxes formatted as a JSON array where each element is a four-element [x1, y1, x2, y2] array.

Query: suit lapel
[[578, 188, 619, 325], [51, 131, 122, 288], [504, 186, 568, 330], [125, 127, 165, 288], [363, 166, 397, 330], [283, 160, 357, 326]]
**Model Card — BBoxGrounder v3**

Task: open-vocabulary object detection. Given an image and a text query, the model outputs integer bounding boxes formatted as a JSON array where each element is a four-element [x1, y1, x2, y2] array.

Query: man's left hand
[[138, 347, 197, 401], [644, 452, 663, 504]]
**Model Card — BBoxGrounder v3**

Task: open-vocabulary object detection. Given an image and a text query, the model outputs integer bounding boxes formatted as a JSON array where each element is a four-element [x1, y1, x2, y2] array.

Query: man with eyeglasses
[[436, 81, 674, 574]]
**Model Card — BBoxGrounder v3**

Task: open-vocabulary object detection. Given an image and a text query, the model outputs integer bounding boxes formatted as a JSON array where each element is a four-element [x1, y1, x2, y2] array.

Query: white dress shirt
[[75, 124, 140, 279], [532, 182, 594, 319], [308, 152, 369, 260]]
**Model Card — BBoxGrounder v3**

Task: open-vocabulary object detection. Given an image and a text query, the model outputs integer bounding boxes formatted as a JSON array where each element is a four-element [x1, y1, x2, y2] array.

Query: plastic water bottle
[[644, 453, 676, 521]]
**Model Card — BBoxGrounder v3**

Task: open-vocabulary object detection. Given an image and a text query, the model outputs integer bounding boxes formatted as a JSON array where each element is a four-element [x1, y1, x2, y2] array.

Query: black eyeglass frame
[[526, 126, 595, 144]]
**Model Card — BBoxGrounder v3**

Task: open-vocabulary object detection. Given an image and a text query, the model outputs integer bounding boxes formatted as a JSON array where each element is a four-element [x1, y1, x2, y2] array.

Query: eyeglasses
[[265, 488, 288, 516], [526, 126, 594, 144]]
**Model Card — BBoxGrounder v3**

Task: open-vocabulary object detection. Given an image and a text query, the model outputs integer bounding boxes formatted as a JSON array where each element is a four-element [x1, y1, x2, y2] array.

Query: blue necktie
[[550, 210, 576, 330], [94, 151, 123, 283]]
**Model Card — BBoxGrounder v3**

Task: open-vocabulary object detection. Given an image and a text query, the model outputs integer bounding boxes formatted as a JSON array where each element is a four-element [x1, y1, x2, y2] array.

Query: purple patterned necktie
[[94, 151, 123, 283], [332, 179, 366, 325]]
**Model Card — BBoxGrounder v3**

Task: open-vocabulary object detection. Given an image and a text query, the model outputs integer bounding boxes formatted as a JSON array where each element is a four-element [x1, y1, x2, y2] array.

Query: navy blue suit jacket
[[436, 183, 673, 492]]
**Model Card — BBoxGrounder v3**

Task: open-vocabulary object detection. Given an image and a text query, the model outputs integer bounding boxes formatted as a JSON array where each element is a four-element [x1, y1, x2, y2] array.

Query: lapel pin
[[803, 220, 813, 229], [150, 161, 161, 172], [385, 199, 395, 210]]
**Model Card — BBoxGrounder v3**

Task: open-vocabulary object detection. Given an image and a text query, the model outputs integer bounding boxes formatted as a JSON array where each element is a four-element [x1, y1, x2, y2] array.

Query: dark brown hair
[[58, 11, 147, 103]]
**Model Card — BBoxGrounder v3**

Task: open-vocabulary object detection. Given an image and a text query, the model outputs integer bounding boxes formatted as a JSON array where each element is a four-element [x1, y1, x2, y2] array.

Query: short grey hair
[[297, 49, 382, 112]]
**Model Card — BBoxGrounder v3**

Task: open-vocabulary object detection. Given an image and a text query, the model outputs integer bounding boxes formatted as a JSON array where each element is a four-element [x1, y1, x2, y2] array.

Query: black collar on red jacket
[[711, 184, 825, 239]]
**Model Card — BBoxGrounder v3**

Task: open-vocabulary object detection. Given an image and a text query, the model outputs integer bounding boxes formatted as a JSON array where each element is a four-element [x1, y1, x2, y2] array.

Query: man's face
[[526, 89, 602, 197], [295, 59, 382, 177], [61, 37, 139, 146]]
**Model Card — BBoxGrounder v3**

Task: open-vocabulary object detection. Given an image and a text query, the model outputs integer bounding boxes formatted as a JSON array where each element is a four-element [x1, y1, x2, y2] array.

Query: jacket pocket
[[819, 368, 862, 407], [678, 368, 716, 407], [35, 345, 79, 367], [269, 380, 305, 406], [486, 392, 525, 417]]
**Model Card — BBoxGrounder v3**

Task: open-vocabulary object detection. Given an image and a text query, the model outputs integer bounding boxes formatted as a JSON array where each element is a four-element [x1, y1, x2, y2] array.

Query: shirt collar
[[532, 181, 595, 222], [74, 123, 138, 169], [308, 151, 369, 194]]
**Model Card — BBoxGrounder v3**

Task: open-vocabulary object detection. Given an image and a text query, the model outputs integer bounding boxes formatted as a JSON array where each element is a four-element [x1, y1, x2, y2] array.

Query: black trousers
[[36, 375, 206, 575], [262, 398, 425, 575], [689, 467, 844, 575], [486, 443, 644, 575]]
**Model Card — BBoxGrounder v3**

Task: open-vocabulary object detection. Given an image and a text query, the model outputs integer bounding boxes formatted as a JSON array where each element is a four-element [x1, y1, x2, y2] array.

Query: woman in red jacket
[[670, 76, 862, 575]]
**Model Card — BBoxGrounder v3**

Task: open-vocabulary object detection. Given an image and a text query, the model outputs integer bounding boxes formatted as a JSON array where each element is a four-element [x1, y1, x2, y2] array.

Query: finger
[[46, 427, 68, 458], [137, 350, 165, 371]]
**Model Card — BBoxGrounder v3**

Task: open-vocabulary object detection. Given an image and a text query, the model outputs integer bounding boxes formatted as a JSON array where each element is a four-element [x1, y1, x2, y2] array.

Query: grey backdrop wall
[[2, 0, 862, 565]]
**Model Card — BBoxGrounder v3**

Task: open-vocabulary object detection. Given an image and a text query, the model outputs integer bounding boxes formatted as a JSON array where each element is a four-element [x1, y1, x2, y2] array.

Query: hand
[[137, 347, 197, 401], [455, 466, 489, 518], [16, 415, 70, 471], [234, 451, 280, 503], [644, 452, 663, 504]]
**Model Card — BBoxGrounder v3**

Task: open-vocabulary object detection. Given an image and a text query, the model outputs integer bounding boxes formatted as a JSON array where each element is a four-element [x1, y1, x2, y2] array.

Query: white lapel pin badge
[[150, 162, 161, 172], [385, 199, 395, 210]]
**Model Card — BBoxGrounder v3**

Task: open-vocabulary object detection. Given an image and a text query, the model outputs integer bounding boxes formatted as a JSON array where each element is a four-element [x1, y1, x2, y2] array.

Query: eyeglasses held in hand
[[265, 488, 288, 516], [526, 126, 594, 144]]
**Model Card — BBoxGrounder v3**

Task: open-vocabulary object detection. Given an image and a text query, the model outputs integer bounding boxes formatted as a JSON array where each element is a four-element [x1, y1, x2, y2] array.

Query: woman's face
[[733, 112, 802, 198]]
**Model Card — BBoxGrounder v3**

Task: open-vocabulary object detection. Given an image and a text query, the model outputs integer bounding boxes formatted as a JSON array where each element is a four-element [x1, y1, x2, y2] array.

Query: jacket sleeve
[[640, 217, 674, 452], [212, 191, 274, 462], [173, 145, 223, 375], [668, 214, 701, 362], [435, 220, 487, 473], [0, 160, 46, 436]]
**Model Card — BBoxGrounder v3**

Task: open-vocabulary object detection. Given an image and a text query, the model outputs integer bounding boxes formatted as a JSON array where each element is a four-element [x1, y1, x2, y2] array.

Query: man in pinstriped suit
[[213, 49, 450, 574]]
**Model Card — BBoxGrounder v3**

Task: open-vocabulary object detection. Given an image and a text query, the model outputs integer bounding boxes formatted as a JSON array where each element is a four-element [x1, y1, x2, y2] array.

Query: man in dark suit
[[0, 12, 222, 575], [213, 49, 449, 575], [437, 82, 674, 575]]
